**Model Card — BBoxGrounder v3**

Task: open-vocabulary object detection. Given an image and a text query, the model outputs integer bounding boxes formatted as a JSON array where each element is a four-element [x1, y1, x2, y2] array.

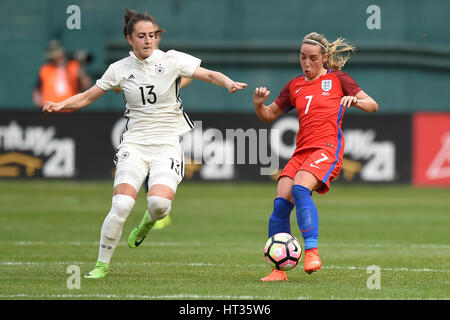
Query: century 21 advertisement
[[0, 110, 427, 184]]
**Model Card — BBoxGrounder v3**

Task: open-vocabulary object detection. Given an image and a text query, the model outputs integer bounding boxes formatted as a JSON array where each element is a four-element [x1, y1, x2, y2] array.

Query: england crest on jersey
[[321, 80, 332, 91]]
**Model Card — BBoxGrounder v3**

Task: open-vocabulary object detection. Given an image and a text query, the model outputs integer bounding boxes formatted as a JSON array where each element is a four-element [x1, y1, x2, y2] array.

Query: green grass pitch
[[0, 180, 449, 300]]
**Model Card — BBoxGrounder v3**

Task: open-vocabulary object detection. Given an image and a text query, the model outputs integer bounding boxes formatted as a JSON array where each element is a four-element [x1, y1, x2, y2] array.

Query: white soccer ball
[[264, 232, 302, 271]]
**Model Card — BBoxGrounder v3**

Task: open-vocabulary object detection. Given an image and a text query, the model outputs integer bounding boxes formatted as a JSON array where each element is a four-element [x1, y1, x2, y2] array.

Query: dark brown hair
[[123, 8, 154, 38], [153, 19, 166, 38]]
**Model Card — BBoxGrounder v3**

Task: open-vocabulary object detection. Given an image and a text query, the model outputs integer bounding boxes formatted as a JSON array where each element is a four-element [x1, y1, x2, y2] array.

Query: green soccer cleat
[[152, 215, 171, 230], [84, 261, 109, 279], [128, 210, 155, 248]]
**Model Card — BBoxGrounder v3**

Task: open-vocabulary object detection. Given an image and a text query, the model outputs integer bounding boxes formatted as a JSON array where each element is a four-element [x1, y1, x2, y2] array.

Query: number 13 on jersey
[[139, 85, 157, 105]]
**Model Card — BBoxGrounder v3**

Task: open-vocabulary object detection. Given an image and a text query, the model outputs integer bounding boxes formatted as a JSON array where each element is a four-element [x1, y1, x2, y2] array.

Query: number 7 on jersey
[[305, 95, 313, 114]]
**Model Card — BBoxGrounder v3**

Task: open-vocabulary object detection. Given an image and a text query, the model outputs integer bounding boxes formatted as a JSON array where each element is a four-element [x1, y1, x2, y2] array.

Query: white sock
[[97, 194, 135, 264]]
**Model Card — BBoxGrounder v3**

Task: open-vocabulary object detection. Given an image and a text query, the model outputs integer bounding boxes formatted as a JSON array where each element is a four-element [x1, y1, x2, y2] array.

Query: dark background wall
[[1, 0, 449, 113]]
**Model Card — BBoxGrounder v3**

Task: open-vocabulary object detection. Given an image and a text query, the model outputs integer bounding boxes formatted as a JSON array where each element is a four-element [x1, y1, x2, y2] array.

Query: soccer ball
[[264, 232, 302, 271]]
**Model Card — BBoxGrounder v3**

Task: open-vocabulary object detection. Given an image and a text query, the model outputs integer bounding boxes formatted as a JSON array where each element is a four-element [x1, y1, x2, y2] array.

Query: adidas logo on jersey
[[128, 74, 135, 79]]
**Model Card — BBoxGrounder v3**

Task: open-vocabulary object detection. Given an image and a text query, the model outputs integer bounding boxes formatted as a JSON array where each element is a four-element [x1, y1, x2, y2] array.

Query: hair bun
[[124, 8, 137, 25], [123, 8, 154, 39]]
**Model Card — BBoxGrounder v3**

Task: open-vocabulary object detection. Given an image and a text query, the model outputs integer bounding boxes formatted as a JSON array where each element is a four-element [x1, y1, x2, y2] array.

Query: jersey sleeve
[[333, 70, 361, 96], [95, 65, 118, 91], [274, 79, 295, 113], [169, 50, 201, 78]]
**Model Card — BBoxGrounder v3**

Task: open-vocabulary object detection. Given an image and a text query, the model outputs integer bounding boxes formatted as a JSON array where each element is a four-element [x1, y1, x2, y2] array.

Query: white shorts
[[113, 140, 184, 194]]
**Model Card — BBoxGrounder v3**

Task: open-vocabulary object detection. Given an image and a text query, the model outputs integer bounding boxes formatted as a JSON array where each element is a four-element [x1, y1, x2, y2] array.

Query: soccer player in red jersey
[[254, 32, 378, 281]]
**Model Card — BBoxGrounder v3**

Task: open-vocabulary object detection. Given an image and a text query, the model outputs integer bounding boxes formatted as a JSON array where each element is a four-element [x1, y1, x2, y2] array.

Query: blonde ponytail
[[302, 32, 356, 70]]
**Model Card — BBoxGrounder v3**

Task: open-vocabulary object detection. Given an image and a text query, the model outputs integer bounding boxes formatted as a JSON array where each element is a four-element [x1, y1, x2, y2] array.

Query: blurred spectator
[[33, 39, 92, 110]]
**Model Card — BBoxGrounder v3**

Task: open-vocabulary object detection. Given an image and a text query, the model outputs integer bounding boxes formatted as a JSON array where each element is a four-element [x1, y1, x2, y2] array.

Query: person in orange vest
[[33, 40, 92, 111]]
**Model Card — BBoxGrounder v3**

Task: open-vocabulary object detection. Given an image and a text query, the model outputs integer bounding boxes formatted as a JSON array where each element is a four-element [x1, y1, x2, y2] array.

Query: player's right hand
[[253, 87, 271, 105], [42, 101, 63, 113]]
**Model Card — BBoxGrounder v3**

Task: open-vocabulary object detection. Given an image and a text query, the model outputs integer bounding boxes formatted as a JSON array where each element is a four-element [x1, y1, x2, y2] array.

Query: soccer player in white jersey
[[43, 8, 247, 279], [134, 15, 193, 232]]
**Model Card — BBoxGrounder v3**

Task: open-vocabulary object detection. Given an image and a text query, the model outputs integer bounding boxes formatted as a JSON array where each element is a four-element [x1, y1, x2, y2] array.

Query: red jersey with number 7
[[274, 69, 361, 157]]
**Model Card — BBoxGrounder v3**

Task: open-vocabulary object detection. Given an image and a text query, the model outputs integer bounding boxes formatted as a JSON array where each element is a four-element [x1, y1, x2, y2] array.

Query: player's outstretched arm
[[42, 85, 106, 113], [253, 87, 284, 123], [191, 66, 247, 93], [341, 90, 378, 113], [180, 77, 193, 89]]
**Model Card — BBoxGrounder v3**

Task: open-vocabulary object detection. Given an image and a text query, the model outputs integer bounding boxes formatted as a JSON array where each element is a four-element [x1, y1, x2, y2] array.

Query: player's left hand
[[43, 101, 64, 113], [341, 96, 358, 108]]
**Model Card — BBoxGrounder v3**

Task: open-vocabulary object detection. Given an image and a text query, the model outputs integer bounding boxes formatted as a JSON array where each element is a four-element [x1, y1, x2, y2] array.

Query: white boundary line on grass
[[1, 260, 449, 273], [0, 293, 447, 300], [322, 265, 450, 273], [6, 241, 203, 247], [0, 293, 308, 300], [3, 241, 450, 249]]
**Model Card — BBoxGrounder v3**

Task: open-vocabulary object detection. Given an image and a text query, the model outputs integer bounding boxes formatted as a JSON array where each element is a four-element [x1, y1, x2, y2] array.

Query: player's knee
[[147, 196, 172, 221], [112, 194, 135, 216], [103, 194, 135, 239]]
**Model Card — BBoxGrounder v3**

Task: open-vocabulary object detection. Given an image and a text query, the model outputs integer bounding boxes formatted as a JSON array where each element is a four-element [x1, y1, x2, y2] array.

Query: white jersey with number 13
[[96, 49, 201, 145]]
